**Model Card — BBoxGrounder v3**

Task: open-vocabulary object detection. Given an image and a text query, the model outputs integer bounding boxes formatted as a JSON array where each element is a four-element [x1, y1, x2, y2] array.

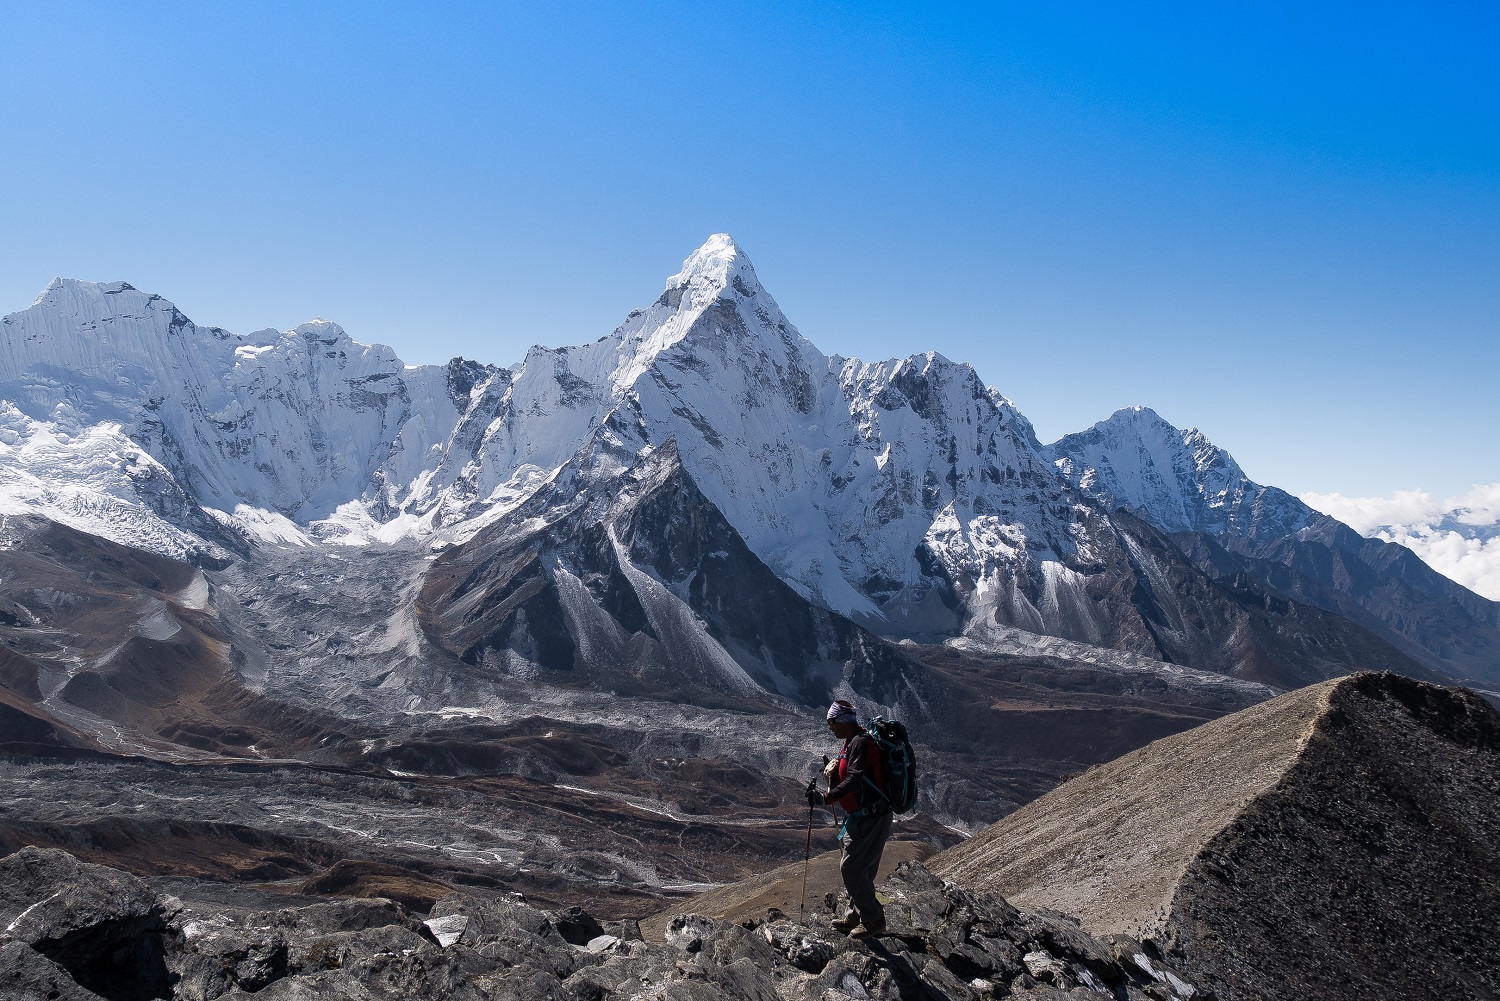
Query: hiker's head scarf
[[826, 699, 857, 725]]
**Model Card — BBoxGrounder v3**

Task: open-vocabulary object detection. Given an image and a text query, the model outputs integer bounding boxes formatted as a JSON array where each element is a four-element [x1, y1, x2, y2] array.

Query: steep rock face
[[931, 672, 1500, 1001], [416, 438, 943, 713], [1187, 517, 1500, 684], [1090, 511, 1432, 689], [1049, 407, 1500, 683], [950, 505, 1429, 689]]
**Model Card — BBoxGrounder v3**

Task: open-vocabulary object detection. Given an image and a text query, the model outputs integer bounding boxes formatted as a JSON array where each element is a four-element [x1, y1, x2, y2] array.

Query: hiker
[[806, 698, 892, 936]]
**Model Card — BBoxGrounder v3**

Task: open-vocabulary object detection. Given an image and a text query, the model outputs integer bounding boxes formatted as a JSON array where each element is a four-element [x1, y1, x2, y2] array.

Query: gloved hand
[[822, 758, 839, 787], [805, 787, 824, 807]]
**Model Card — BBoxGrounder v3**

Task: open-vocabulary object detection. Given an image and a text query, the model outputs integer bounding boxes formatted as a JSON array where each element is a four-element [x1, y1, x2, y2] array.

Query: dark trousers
[[840, 810, 893, 926]]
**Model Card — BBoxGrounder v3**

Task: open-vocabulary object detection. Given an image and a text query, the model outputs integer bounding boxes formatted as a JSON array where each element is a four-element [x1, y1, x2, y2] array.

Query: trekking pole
[[798, 784, 815, 923], [798, 756, 829, 923]]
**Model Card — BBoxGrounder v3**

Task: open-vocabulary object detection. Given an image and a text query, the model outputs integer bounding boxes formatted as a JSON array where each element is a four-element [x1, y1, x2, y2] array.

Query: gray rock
[[245, 897, 428, 938], [0, 847, 1212, 1001], [1022, 950, 1064, 980], [0, 846, 161, 947], [969, 933, 1023, 978], [1020, 912, 1120, 985], [287, 923, 437, 975], [427, 891, 577, 978], [0, 940, 107, 1001], [761, 920, 838, 972], [0, 846, 170, 1000], [601, 918, 642, 942], [485, 965, 571, 1001], [664, 913, 719, 953], [430, 891, 562, 943], [802, 952, 882, 1001], [214, 970, 380, 1001], [582, 933, 620, 954], [549, 905, 605, 947], [166, 920, 288, 999], [424, 914, 471, 948]]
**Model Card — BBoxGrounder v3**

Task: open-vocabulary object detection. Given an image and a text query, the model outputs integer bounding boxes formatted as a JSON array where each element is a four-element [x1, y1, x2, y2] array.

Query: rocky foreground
[[0, 845, 1208, 1001], [8, 673, 1497, 1001]]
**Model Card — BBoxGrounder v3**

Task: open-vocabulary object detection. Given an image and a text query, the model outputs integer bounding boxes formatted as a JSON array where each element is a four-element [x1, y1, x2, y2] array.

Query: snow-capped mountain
[[1, 235, 1494, 689], [0, 239, 1109, 640], [1047, 407, 1500, 683], [11, 234, 1498, 924], [0, 280, 460, 554], [394, 234, 1103, 639], [1044, 406, 1312, 541]]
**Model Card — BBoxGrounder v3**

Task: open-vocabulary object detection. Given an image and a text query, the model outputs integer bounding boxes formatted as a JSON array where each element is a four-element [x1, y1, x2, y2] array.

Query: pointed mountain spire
[[663, 234, 766, 310]]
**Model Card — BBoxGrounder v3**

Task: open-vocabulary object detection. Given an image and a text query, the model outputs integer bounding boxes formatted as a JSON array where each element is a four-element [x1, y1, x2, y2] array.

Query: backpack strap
[[860, 725, 890, 809]]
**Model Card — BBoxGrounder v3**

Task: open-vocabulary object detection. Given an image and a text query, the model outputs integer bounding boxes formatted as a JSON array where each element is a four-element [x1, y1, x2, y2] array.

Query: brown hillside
[[931, 672, 1500, 1001]]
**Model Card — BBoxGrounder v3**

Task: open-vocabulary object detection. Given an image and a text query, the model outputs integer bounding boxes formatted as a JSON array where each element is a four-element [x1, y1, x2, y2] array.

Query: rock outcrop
[[932, 672, 1500, 1001], [0, 845, 1208, 1000], [0, 846, 172, 1000]]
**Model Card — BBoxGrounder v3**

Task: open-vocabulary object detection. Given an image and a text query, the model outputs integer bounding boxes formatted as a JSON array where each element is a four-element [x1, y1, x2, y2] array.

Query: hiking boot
[[850, 921, 886, 938], [830, 914, 860, 934]]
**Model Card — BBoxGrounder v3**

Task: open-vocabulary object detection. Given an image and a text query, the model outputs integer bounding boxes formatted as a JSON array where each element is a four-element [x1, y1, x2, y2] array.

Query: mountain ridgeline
[[1, 235, 1493, 699]]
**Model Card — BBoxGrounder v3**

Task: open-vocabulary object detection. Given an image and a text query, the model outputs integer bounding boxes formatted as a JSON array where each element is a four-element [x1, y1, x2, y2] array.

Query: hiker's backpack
[[865, 715, 918, 814]]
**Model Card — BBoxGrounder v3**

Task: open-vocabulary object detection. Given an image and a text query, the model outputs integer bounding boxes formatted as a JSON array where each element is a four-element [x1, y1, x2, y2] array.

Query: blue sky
[[2, 2, 1496, 497]]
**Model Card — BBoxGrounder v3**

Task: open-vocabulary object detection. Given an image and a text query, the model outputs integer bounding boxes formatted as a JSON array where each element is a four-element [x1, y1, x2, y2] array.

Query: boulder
[[0, 939, 108, 1001], [166, 917, 288, 999], [548, 905, 604, 947], [0, 846, 170, 1001], [760, 920, 839, 972], [424, 913, 472, 948]]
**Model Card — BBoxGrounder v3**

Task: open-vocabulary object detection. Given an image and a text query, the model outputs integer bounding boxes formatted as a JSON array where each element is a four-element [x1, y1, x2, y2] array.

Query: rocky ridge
[[931, 672, 1500, 1001], [0, 845, 1211, 1001]]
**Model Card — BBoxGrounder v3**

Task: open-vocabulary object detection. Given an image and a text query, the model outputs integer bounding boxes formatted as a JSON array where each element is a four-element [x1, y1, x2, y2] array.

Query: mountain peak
[[26, 278, 159, 314], [292, 318, 348, 340], [1097, 405, 1174, 433], [1045, 406, 1307, 538], [665, 233, 763, 305], [1058, 406, 1210, 458]]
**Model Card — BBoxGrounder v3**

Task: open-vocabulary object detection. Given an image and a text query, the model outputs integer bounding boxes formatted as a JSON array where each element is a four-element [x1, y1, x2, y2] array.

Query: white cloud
[[1301, 484, 1500, 601], [1449, 482, 1500, 528], [1299, 487, 1441, 535], [1371, 525, 1500, 602]]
